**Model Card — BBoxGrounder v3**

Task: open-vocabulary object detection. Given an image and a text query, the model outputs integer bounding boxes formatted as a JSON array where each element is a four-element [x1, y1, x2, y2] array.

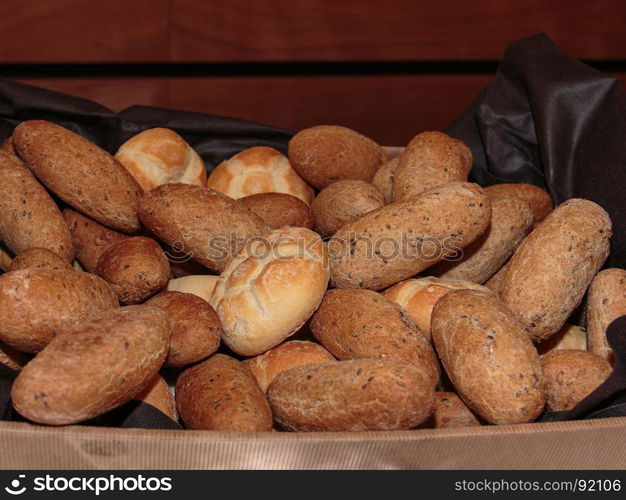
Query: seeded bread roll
[[0, 268, 118, 353], [429, 196, 533, 284], [537, 323, 587, 355], [500, 199, 611, 342], [146, 291, 221, 367], [392, 131, 472, 202], [2, 135, 16, 155], [138, 183, 267, 273], [310, 289, 439, 386], [243, 340, 335, 392], [329, 182, 491, 291], [211, 227, 329, 356], [426, 392, 481, 429], [134, 374, 178, 422], [383, 277, 494, 340], [0, 151, 74, 262], [541, 349, 612, 411], [586, 268, 626, 364], [13, 120, 142, 233], [371, 157, 399, 204], [207, 146, 314, 204], [484, 183, 553, 228], [288, 125, 387, 190], [0, 341, 29, 372], [8, 248, 74, 272], [175, 354, 273, 431], [484, 262, 509, 295], [267, 358, 435, 432], [312, 180, 385, 237], [239, 192, 314, 229], [166, 274, 219, 302], [63, 209, 129, 273], [115, 127, 207, 192]]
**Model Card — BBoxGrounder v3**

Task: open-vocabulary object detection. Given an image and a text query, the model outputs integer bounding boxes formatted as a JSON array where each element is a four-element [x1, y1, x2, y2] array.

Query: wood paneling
[[170, 0, 626, 62], [0, 0, 169, 62]]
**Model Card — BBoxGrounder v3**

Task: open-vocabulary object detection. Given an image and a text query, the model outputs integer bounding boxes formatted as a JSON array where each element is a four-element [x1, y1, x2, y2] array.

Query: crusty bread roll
[[8, 248, 74, 272], [383, 277, 494, 340], [211, 227, 329, 356], [115, 128, 207, 193], [485, 183, 553, 228], [537, 323, 587, 355], [166, 274, 219, 302], [134, 374, 178, 421], [239, 192, 314, 229], [2, 135, 16, 155], [243, 340, 335, 392], [206, 146, 314, 204], [371, 157, 399, 204], [0, 340, 29, 372]]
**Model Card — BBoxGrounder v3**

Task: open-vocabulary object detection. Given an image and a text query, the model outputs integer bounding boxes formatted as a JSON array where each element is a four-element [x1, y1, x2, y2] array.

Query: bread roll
[[166, 274, 219, 302], [0, 341, 29, 372], [243, 340, 335, 392], [8, 248, 74, 272], [115, 127, 206, 192], [586, 268, 626, 364], [239, 192, 314, 229], [383, 277, 494, 340], [134, 374, 178, 421], [537, 323, 587, 355], [484, 262, 509, 295], [2, 135, 16, 155], [146, 291, 221, 367], [371, 157, 399, 203], [484, 183, 553, 228], [0, 151, 74, 262], [13, 120, 142, 233], [288, 125, 387, 190], [392, 131, 472, 202], [207, 146, 314, 204], [211, 227, 329, 356], [427, 392, 481, 429], [63, 209, 129, 273], [311, 180, 385, 237], [0, 243, 11, 272]]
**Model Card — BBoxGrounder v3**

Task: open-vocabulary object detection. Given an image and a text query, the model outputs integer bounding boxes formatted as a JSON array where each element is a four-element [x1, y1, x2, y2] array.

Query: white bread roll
[[243, 340, 335, 392], [115, 128, 207, 192], [206, 146, 314, 204], [537, 323, 587, 355], [383, 277, 494, 340], [211, 227, 329, 356], [166, 275, 219, 303]]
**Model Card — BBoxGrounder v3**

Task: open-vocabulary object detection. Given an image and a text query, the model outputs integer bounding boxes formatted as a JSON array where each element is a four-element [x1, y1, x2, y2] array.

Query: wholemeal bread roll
[[0, 151, 74, 262], [0, 341, 29, 372], [288, 125, 387, 190], [0, 243, 12, 272], [133, 374, 178, 422], [425, 392, 481, 429], [586, 268, 626, 364], [537, 323, 587, 355], [211, 227, 329, 356], [239, 192, 314, 229], [485, 183, 553, 228], [13, 120, 142, 233], [371, 157, 399, 204], [243, 340, 335, 392], [207, 146, 314, 204], [114, 127, 207, 192], [383, 277, 494, 340], [484, 261, 509, 295], [311, 180, 385, 237], [2, 135, 16, 155], [166, 274, 219, 302], [8, 248, 74, 272], [392, 131, 472, 202]]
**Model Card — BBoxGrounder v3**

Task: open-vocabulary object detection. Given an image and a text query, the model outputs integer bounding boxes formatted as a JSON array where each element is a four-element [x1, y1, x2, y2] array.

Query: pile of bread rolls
[[0, 120, 623, 433]]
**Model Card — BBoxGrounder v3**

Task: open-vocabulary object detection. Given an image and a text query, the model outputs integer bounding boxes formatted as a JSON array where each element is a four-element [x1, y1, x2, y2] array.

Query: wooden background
[[1, 0, 625, 145]]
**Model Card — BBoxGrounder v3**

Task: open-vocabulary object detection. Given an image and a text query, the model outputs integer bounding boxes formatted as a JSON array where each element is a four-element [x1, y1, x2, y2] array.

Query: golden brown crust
[[11, 305, 170, 425], [267, 358, 435, 432], [500, 199, 611, 342], [207, 146, 314, 204], [63, 209, 129, 273], [2, 135, 16, 156], [13, 120, 142, 233], [115, 127, 207, 193], [0, 268, 118, 353], [288, 125, 387, 190], [484, 262, 509, 295], [312, 180, 385, 237], [146, 291, 221, 367], [430, 196, 533, 283], [310, 289, 439, 386], [371, 157, 399, 204], [134, 374, 178, 421], [537, 323, 587, 355], [8, 248, 74, 272], [96, 236, 170, 305], [211, 227, 329, 356], [0, 150, 74, 261], [138, 183, 267, 273], [426, 392, 481, 429], [383, 277, 494, 340], [175, 353, 273, 431], [484, 183, 553, 228], [329, 182, 491, 291], [431, 289, 545, 425], [541, 349, 612, 411], [239, 192, 314, 229], [243, 340, 335, 392], [392, 132, 472, 202], [586, 268, 626, 364]]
